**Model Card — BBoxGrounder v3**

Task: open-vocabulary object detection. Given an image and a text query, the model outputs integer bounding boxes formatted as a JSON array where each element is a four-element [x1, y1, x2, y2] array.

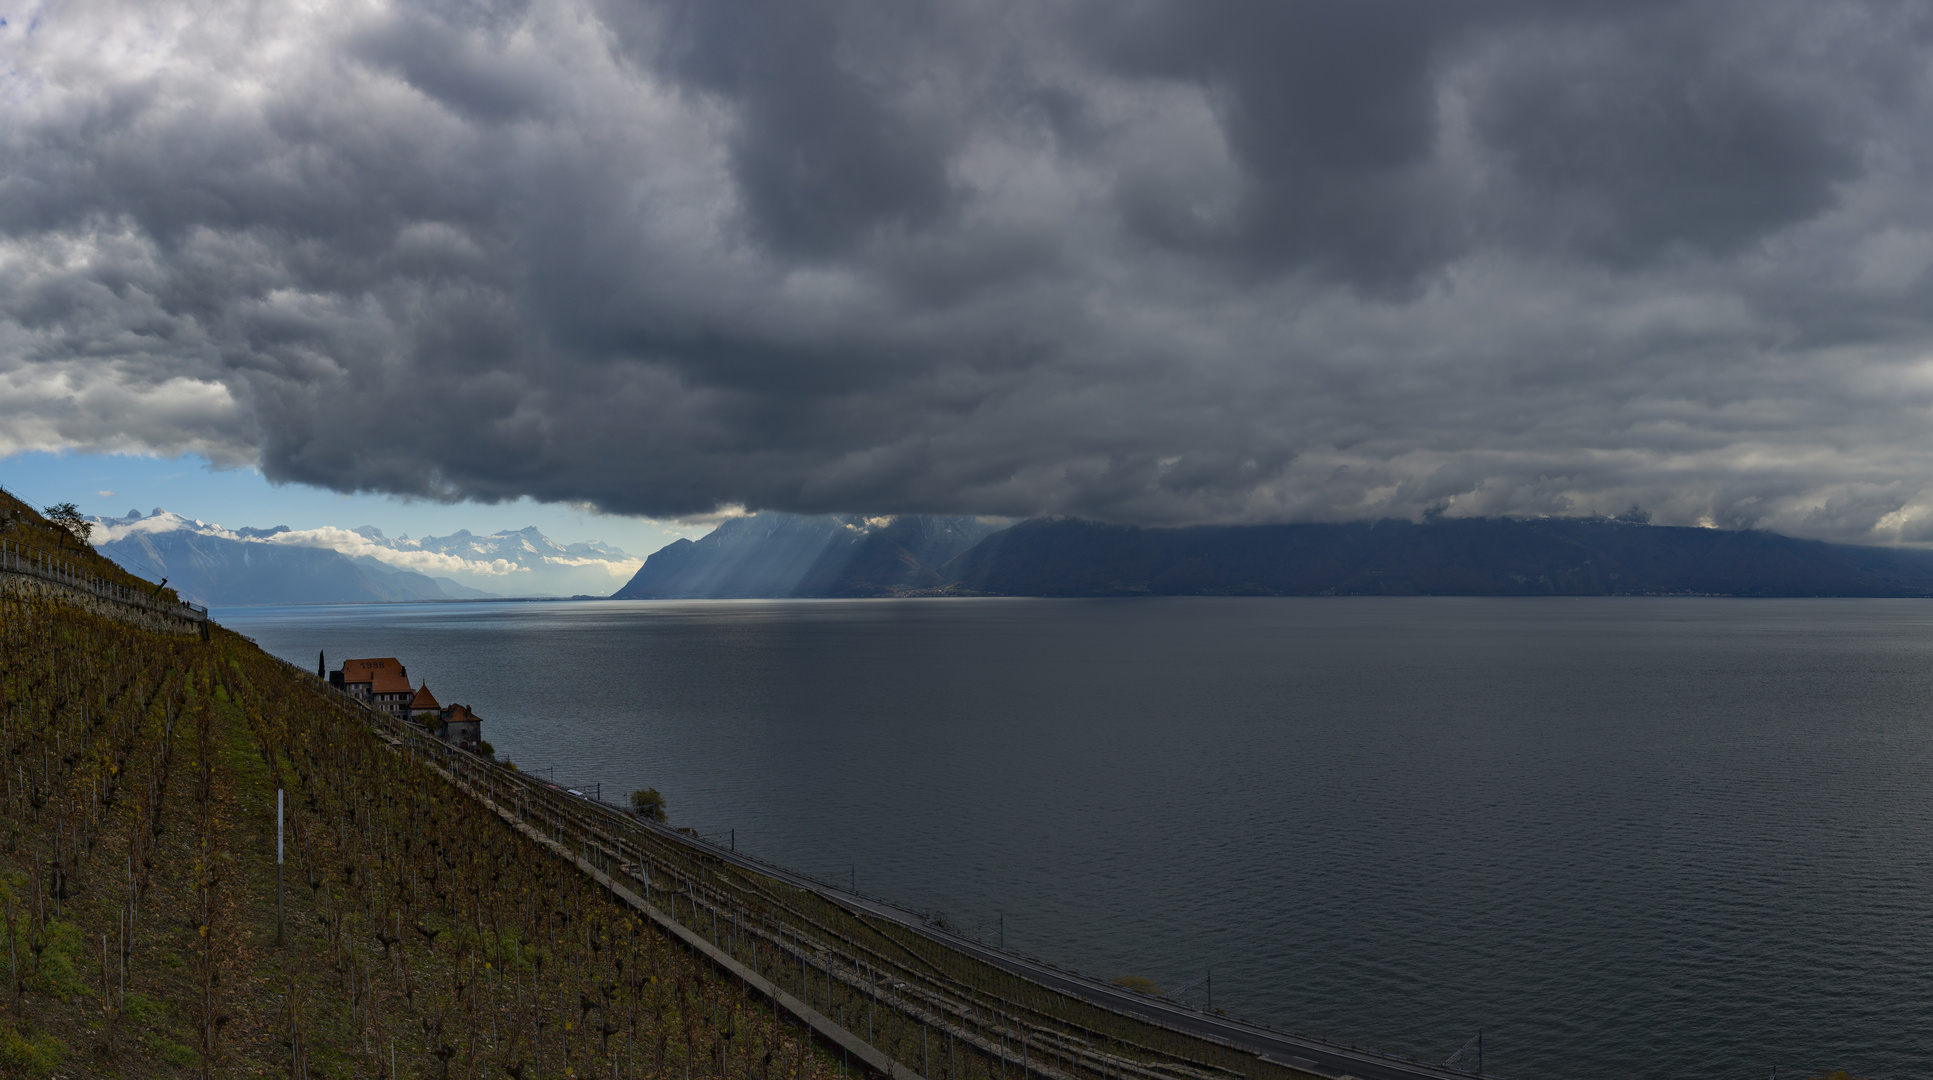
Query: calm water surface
[[215, 598, 1933, 1080]]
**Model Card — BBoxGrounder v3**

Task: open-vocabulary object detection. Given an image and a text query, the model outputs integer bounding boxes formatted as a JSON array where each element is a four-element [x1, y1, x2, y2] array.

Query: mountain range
[[613, 513, 1003, 598], [87, 503, 1933, 605], [90, 510, 639, 606], [615, 513, 1933, 598]]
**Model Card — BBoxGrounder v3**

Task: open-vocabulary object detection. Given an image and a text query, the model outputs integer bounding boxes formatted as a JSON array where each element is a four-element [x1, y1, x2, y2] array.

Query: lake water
[[214, 597, 1933, 1080]]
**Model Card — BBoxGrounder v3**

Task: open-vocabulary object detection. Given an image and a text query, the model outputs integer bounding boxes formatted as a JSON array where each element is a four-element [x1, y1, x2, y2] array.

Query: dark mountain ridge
[[617, 513, 1933, 599], [941, 516, 1933, 597], [613, 513, 1003, 598]]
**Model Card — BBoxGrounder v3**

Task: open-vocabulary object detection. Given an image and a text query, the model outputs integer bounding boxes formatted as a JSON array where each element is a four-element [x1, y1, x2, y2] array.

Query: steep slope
[[0, 593, 834, 1078], [0, 485, 172, 598], [614, 513, 1004, 598], [941, 516, 1933, 597]]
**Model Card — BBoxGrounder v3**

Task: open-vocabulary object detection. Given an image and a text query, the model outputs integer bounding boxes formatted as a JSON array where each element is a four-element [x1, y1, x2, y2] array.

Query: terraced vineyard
[[0, 592, 847, 1078]]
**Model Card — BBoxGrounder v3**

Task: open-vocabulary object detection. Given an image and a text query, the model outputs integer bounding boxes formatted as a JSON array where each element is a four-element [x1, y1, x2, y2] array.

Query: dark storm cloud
[[1086, 0, 1866, 281], [1087, 0, 1473, 284], [9, 0, 1933, 543], [653, 0, 956, 256], [1469, 3, 1870, 262]]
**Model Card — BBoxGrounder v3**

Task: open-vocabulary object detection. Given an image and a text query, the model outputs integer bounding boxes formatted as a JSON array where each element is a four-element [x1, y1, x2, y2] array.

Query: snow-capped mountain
[[355, 525, 635, 581], [89, 510, 640, 605]]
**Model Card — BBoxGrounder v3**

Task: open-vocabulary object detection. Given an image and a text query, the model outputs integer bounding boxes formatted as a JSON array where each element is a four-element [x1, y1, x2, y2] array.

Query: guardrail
[[0, 537, 208, 624]]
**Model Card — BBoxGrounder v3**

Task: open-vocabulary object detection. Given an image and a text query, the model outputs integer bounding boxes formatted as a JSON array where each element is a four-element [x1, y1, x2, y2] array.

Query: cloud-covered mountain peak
[[85, 509, 641, 602], [91, 509, 218, 544]]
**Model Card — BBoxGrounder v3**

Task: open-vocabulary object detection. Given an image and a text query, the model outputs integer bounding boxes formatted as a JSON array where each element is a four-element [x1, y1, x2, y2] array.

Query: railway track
[[286, 657, 1506, 1080]]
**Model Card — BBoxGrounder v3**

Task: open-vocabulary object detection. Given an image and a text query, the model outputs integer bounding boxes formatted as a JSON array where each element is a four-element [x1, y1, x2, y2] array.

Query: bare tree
[[42, 502, 93, 551]]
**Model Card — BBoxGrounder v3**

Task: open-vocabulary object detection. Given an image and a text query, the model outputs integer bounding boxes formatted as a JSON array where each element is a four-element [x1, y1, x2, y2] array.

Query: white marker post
[[276, 788, 285, 946]]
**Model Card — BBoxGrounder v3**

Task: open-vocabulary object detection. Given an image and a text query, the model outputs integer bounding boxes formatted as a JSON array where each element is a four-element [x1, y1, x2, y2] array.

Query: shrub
[[0, 1019, 64, 1076], [630, 787, 667, 821], [0, 870, 25, 907], [122, 991, 164, 1023], [153, 1037, 198, 1068], [476, 739, 494, 757], [28, 921, 87, 999], [1111, 975, 1159, 995]]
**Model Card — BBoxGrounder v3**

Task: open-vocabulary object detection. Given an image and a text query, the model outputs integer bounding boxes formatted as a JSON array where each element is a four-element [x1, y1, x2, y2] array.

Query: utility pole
[[1448, 1030, 1493, 1074], [998, 912, 1004, 950], [276, 788, 285, 945]]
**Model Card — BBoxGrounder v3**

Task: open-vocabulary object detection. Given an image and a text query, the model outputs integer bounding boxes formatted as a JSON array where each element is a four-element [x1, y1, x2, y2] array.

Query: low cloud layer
[[93, 514, 523, 577], [10, 1, 1933, 542], [90, 509, 641, 594]]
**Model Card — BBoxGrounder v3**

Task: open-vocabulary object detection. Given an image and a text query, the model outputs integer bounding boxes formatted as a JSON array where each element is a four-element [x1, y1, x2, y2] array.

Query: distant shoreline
[[207, 592, 1933, 612], [207, 594, 597, 608]]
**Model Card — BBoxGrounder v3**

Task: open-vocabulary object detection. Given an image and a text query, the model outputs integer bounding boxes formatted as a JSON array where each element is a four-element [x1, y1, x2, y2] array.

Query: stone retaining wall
[[1, 571, 207, 637]]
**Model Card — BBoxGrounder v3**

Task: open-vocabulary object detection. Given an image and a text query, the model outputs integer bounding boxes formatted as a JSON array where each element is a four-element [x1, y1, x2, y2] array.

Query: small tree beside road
[[630, 787, 667, 821]]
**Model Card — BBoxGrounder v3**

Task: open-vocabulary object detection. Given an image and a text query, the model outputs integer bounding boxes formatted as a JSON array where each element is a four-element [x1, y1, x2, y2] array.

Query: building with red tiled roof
[[330, 658, 415, 718], [409, 683, 441, 720], [437, 703, 483, 752]]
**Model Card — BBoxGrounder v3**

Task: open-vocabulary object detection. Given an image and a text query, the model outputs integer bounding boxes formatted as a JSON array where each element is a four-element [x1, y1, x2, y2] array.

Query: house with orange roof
[[329, 657, 415, 718], [409, 683, 441, 721], [437, 703, 483, 752], [329, 658, 487, 752]]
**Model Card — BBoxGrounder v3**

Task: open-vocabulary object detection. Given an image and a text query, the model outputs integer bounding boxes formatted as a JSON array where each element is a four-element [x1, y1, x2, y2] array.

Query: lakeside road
[[619, 814, 1497, 1080]]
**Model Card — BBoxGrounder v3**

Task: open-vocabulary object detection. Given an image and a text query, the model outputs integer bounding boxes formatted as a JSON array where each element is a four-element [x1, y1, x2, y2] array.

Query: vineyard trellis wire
[[0, 536, 208, 626]]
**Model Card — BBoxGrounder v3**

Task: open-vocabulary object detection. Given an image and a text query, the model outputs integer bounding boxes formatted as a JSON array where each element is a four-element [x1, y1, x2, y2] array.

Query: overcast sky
[[9, 0, 1933, 543]]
